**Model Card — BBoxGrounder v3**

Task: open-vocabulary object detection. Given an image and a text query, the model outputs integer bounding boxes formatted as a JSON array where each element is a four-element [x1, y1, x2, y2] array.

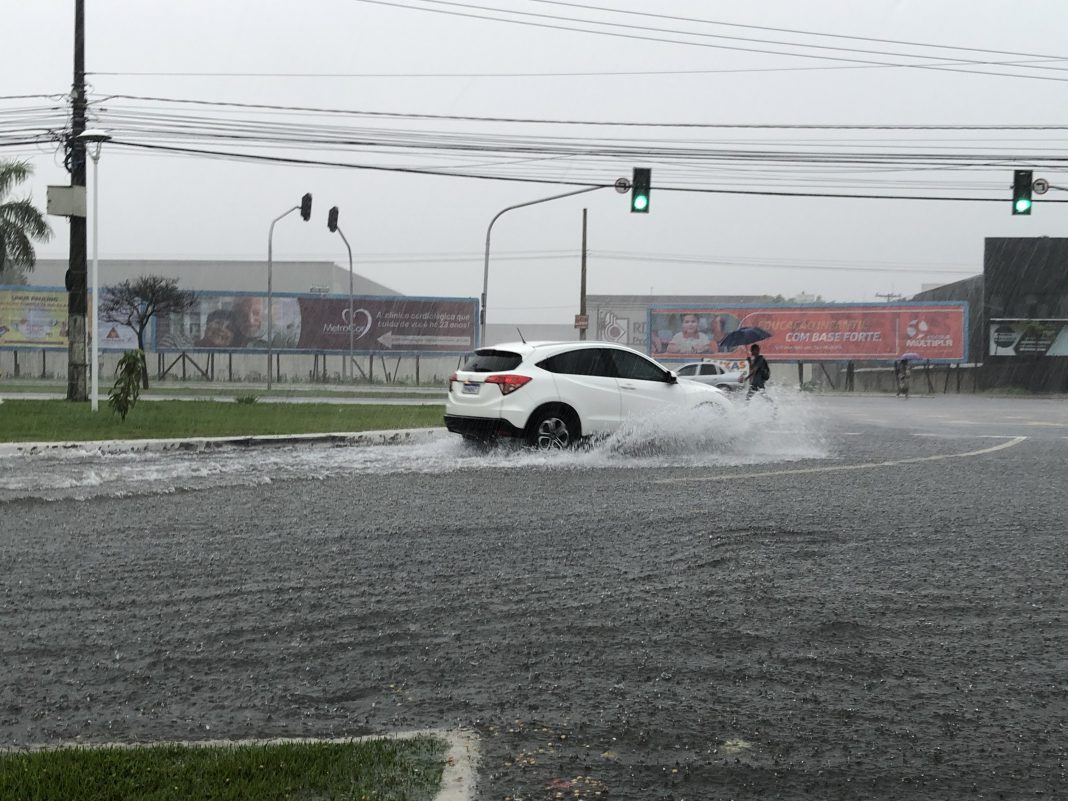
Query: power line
[[351, 0, 1068, 82], [109, 139, 1068, 202], [525, 0, 1068, 65], [91, 94, 1068, 130], [83, 5, 1068, 81]]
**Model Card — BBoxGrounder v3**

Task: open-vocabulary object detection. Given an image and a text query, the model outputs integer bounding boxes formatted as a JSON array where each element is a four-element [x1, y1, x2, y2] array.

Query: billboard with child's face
[[650, 303, 967, 362]]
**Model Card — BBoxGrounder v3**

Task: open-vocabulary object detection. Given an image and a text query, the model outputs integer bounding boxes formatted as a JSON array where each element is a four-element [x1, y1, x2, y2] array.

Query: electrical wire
[[106, 139, 1068, 202], [91, 94, 1068, 130], [350, 0, 1068, 82]]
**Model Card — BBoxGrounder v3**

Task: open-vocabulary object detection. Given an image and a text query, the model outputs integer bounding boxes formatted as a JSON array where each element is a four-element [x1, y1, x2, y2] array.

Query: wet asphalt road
[[1, 394, 1066, 799]]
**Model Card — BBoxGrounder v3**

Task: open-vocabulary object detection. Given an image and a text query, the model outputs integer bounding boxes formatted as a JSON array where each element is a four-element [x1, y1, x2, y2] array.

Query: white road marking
[[659, 436, 1027, 484]]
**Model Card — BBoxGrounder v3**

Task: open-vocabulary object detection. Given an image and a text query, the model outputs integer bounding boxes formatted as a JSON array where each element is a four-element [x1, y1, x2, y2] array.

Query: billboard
[[0, 287, 68, 347], [649, 303, 968, 362], [157, 292, 478, 353], [0, 286, 138, 350], [989, 319, 1068, 357]]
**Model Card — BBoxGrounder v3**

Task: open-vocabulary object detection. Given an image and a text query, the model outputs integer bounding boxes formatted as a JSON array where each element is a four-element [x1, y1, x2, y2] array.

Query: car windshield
[[460, 349, 522, 373]]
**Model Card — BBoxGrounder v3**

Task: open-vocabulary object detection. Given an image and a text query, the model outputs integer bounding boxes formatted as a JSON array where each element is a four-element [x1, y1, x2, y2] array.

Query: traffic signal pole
[[266, 194, 311, 390], [481, 185, 605, 345]]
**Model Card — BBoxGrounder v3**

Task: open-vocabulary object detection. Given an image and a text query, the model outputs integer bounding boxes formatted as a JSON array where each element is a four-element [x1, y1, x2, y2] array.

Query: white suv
[[445, 341, 730, 448]]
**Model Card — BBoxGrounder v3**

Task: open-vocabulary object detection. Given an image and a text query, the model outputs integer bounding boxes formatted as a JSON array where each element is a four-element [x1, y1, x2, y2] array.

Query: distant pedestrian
[[745, 343, 771, 400], [895, 359, 911, 399]]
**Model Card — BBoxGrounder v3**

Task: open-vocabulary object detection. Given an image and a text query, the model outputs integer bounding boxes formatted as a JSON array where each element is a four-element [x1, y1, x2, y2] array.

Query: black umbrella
[[717, 326, 772, 351]]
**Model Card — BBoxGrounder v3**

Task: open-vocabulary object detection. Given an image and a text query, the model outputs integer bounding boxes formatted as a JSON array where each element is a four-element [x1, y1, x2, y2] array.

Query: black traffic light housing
[[300, 193, 313, 221], [631, 167, 651, 213], [327, 206, 339, 232], [1012, 170, 1033, 216]]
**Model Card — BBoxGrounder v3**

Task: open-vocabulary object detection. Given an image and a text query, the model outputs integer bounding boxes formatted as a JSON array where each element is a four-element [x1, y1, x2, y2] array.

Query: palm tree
[[0, 159, 52, 284]]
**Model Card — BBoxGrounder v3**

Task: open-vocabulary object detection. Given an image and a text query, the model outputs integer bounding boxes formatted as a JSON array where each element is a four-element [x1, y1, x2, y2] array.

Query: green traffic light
[[1014, 197, 1032, 214], [632, 194, 649, 211]]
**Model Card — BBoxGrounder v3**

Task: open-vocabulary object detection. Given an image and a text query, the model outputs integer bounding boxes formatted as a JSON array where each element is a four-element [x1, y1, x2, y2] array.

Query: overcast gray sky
[[3, 1, 1066, 323]]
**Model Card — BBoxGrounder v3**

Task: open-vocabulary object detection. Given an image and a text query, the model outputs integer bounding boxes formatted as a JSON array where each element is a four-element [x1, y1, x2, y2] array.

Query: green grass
[[0, 400, 445, 443], [0, 382, 445, 401], [0, 736, 448, 801]]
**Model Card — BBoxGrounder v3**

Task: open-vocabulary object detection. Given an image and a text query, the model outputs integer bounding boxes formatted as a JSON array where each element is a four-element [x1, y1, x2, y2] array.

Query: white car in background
[[445, 341, 731, 448], [674, 360, 748, 391]]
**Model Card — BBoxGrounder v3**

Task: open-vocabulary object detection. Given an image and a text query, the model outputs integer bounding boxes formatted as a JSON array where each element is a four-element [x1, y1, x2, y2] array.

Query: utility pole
[[875, 292, 903, 303], [578, 208, 588, 341], [65, 0, 88, 400]]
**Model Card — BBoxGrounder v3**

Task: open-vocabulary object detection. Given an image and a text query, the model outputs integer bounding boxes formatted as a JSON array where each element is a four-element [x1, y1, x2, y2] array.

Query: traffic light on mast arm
[[327, 206, 339, 232], [300, 193, 313, 221], [631, 167, 651, 213], [1012, 170, 1033, 215]]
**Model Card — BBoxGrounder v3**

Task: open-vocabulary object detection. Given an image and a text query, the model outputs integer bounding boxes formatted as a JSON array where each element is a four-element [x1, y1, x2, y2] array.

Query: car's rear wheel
[[527, 407, 579, 450]]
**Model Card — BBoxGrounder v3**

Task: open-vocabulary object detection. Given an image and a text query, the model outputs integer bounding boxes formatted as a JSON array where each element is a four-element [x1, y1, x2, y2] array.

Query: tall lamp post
[[327, 207, 354, 380], [481, 185, 606, 345], [267, 193, 311, 390], [79, 129, 111, 412]]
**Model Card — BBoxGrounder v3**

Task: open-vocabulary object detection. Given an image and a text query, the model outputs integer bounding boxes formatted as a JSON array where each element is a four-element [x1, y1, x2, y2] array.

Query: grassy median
[[0, 736, 448, 801], [0, 399, 445, 442]]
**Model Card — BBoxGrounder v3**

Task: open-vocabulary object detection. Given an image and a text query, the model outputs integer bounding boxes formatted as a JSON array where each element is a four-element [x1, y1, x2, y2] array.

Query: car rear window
[[461, 349, 523, 372]]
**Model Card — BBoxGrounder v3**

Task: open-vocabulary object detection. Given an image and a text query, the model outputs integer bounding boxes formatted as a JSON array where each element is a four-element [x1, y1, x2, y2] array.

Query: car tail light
[[485, 374, 531, 395], [448, 372, 458, 385]]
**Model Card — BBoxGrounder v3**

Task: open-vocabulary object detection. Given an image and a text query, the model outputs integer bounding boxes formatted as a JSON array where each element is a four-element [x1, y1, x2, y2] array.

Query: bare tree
[[100, 276, 198, 388]]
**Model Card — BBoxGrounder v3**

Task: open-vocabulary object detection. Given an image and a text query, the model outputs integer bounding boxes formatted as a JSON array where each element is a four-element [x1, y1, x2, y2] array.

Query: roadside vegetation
[[0, 381, 443, 401], [0, 399, 444, 442], [0, 736, 447, 801]]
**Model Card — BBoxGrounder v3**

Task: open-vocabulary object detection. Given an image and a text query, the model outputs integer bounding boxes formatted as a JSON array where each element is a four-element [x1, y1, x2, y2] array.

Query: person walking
[[896, 359, 911, 399], [745, 343, 771, 399]]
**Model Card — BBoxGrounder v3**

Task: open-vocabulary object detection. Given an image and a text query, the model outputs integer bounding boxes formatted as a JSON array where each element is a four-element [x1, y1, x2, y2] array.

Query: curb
[[0, 427, 446, 457]]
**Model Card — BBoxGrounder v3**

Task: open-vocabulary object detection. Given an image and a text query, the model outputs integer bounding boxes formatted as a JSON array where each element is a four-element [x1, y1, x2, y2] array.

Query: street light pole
[[481, 185, 606, 345], [79, 129, 111, 412]]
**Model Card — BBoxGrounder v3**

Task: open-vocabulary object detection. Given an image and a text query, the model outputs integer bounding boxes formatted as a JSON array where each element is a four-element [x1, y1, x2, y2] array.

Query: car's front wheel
[[527, 407, 579, 450]]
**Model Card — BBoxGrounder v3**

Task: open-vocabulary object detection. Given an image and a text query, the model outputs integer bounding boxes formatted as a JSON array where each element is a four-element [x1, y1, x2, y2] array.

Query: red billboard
[[649, 303, 967, 362]]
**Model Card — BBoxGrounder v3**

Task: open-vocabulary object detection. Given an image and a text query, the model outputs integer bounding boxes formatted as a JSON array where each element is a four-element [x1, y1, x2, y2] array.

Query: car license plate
[[462, 382, 480, 395]]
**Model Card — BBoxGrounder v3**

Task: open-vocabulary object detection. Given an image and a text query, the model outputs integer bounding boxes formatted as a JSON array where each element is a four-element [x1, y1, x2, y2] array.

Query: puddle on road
[[1, 390, 827, 502]]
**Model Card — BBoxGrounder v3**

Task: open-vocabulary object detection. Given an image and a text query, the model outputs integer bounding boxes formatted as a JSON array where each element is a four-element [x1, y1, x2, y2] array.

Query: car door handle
[[619, 383, 637, 390]]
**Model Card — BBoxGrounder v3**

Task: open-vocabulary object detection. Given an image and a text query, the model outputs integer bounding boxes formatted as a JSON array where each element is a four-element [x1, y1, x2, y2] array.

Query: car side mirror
[[666, 370, 678, 384]]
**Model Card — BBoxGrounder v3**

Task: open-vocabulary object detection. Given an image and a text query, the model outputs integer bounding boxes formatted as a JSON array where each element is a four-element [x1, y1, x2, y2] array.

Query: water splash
[[0, 389, 828, 502]]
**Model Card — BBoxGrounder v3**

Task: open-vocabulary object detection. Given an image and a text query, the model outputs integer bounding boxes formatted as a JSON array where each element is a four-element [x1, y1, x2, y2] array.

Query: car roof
[[479, 340, 643, 356]]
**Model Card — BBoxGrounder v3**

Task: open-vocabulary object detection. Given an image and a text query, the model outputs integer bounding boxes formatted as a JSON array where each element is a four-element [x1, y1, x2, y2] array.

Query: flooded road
[[2, 393, 1065, 799]]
